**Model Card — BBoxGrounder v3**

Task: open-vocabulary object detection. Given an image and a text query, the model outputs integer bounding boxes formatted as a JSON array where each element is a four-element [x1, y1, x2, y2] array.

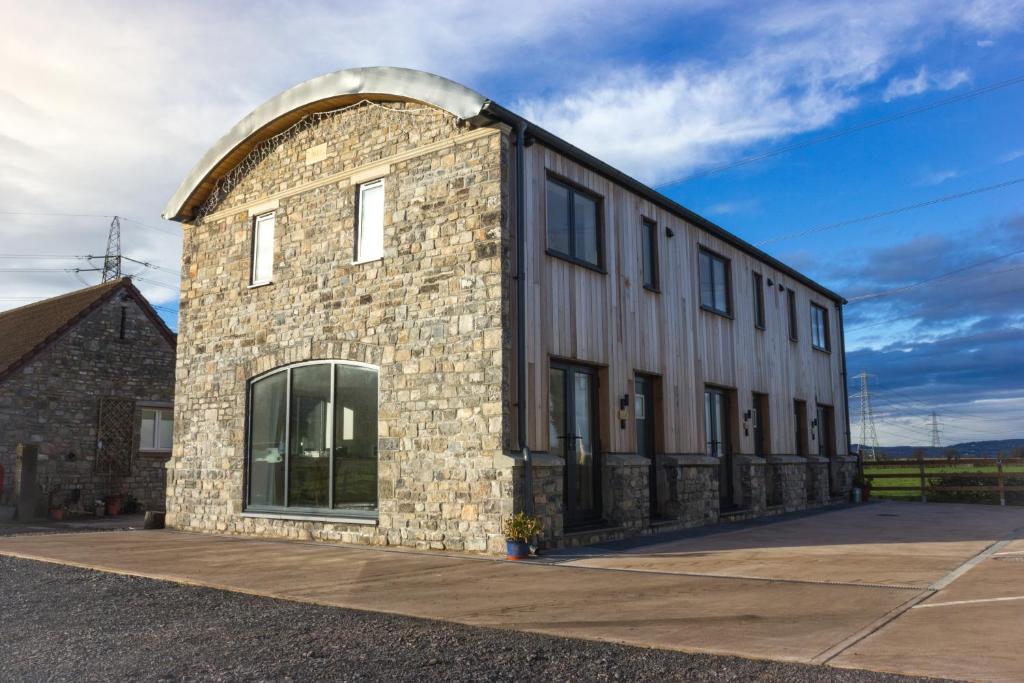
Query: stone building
[[163, 67, 856, 554], [0, 278, 177, 514]]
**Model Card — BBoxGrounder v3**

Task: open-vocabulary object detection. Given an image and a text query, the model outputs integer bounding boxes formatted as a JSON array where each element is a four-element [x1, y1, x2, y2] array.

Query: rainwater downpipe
[[514, 120, 534, 516]]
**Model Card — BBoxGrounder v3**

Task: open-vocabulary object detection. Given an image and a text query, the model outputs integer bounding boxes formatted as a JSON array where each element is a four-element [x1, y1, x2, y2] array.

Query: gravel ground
[[0, 555, 949, 682]]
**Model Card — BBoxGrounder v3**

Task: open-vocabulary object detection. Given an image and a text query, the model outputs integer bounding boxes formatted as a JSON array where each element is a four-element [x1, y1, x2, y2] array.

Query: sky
[[1, 0, 1022, 447]]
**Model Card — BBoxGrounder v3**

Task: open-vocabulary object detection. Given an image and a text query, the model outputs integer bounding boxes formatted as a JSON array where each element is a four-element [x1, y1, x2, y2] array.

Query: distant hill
[[852, 438, 1024, 459]]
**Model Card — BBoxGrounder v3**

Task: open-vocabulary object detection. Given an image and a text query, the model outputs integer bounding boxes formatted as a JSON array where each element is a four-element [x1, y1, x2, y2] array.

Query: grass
[[864, 462, 1024, 503]]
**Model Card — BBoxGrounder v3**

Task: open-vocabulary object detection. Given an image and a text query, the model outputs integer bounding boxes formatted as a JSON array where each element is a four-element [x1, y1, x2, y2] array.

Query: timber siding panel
[[523, 144, 847, 458]]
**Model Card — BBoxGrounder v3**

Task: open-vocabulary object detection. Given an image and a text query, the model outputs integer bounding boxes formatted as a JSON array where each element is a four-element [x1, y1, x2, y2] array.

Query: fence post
[[998, 458, 1006, 507], [919, 457, 927, 503]]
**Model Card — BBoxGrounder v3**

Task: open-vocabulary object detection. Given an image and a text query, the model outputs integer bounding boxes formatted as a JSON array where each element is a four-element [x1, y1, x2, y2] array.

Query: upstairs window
[[546, 176, 601, 269], [641, 217, 659, 290], [356, 179, 385, 263], [752, 272, 766, 329], [251, 212, 275, 285], [140, 407, 173, 452], [811, 303, 830, 351], [787, 289, 799, 341], [699, 249, 731, 315]]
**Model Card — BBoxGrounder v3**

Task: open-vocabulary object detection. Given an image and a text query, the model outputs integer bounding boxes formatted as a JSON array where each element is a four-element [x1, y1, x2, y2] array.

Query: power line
[[756, 176, 1024, 245], [847, 249, 1024, 303], [0, 211, 181, 236], [654, 73, 1024, 188], [845, 284, 1024, 333]]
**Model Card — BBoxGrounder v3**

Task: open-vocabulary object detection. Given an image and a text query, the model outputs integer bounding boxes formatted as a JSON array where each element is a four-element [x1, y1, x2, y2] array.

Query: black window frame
[[698, 248, 733, 317], [752, 272, 766, 330], [787, 288, 799, 342], [244, 360, 380, 521], [810, 303, 831, 352], [641, 216, 660, 292], [544, 174, 604, 272]]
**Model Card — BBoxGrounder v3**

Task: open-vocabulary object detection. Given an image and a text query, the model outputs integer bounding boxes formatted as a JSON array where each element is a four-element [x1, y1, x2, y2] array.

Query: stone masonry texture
[[168, 102, 514, 554], [0, 295, 176, 512]]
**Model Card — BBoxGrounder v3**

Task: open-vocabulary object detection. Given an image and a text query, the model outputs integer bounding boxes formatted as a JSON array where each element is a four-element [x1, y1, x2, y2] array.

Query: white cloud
[[882, 66, 972, 102], [1, 0, 1022, 313], [518, 1, 1018, 184], [916, 168, 960, 186]]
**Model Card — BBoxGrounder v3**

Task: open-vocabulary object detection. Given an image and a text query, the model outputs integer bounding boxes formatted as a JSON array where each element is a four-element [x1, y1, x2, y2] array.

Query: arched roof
[[162, 67, 488, 221]]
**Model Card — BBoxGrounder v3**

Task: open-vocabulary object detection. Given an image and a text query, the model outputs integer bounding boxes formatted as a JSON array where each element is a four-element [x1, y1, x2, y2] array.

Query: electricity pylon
[[930, 412, 941, 449], [101, 216, 122, 282], [858, 372, 880, 461]]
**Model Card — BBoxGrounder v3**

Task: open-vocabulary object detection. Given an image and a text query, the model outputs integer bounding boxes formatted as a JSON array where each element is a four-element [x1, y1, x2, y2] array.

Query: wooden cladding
[[519, 141, 847, 459]]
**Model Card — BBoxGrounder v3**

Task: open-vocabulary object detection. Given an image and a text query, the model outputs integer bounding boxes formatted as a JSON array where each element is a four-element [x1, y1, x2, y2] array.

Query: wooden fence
[[864, 458, 1024, 506]]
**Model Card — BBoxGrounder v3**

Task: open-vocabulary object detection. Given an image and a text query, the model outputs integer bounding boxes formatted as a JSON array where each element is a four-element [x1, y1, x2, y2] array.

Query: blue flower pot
[[506, 540, 530, 560]]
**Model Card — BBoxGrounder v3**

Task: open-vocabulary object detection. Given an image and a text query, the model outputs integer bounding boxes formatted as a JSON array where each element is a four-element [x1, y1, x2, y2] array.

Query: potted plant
[[502, 512, 542, 560], [104, 493, 124, 516], [40, 477, 62, 520]]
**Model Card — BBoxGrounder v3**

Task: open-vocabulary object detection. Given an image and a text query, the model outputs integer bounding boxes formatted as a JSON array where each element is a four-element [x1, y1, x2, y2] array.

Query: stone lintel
[[659, 454, 717, 467]]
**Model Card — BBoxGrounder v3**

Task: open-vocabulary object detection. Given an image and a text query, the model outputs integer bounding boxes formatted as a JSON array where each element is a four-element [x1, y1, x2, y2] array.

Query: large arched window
[[246, 361, 378, 517]]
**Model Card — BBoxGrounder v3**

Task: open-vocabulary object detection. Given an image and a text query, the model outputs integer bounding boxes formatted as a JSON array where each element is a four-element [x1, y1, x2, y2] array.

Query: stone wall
[[659, 455, 719, 527], [767, 455, 808, 512], [806, 456, 831, 504], [735, 455, 768, 514], [0, 295, 176, 512], [831, 455, 859, 500], [168, 102, 514, 553], [604, 453, 649, 531]]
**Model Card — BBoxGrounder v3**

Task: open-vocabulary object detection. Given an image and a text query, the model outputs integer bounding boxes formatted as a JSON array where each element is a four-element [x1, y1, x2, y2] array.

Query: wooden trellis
[[95, 397, 136, 476]]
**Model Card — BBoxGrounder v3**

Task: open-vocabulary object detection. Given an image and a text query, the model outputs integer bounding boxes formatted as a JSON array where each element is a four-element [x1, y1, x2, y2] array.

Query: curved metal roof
[[162, 66, 488, 221]]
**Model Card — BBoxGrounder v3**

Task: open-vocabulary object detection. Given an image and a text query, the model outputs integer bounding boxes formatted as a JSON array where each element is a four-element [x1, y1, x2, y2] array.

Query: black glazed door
[[636, 375, 658, 517], [549, 363, 602, 528], [705, 387, 734, 510]]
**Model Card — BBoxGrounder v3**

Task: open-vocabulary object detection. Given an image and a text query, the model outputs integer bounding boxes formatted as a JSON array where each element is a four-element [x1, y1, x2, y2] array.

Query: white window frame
[[355, 179, 385, 264], [251, 212, 275, 286], [139, 407, 174, 452]]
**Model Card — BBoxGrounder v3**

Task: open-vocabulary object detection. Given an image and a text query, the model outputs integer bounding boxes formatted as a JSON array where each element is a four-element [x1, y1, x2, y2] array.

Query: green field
[[864, 462, 1024, 503]]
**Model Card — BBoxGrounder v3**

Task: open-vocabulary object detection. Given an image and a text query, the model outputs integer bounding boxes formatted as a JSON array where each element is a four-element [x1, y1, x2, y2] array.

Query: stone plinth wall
[[168, 103, 513, 553], [735, 455, 768, 514], [806, 456, 831, 504], [604, 453, 649, 530], [513, 452, 564, 548], [831, 456, 859, 500], [767, 455, 808, 512], [659, 455, 719, 527], [0, 295, 175, 513]]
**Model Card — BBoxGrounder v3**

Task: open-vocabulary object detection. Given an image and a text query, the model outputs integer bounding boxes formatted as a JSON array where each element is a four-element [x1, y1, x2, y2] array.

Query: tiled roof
[[0, 278, 175, 382]]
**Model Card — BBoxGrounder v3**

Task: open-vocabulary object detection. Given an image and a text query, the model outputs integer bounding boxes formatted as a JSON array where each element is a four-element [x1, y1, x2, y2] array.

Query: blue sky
[[1, 0, 1021, 446]]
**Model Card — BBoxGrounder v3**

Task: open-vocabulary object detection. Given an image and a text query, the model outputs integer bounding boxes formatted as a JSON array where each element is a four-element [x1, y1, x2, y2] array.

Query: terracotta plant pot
[[105, 495, 123, 516], [48, 508, 64, 521]]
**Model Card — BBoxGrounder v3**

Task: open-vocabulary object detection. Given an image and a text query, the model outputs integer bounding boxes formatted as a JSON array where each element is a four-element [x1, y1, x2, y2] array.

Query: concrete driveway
[[0, 501, 1021, 681]]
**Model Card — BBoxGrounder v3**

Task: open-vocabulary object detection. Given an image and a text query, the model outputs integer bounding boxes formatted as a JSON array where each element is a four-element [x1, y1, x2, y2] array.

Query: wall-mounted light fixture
[[618, 394, 630, 429], [665, 227, 675, 238]]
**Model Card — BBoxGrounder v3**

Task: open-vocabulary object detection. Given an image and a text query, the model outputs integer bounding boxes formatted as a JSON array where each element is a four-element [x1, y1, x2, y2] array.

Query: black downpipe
[[837, 304, 857, 478], [514, 121, 533, 515]]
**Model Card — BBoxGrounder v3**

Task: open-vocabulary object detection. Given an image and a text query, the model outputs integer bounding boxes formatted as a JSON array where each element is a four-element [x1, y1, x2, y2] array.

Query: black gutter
[[478, 101, 847, 305], [513, 120, 534, 515]]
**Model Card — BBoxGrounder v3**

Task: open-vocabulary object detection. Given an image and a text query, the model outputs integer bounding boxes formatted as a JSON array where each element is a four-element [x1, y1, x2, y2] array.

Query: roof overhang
[[162, 66, 488, 222]]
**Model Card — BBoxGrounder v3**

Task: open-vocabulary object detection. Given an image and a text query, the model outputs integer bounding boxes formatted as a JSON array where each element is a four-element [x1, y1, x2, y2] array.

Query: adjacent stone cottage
[[163, 67, 855, 554], [0, 278, 177, 515]]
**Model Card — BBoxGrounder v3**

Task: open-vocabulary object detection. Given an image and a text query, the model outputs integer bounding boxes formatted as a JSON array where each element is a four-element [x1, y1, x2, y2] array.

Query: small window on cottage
[[787, 289, 799, 341], [699, 250, 731, 315], [641, 217, 659, 291], [356, 179, 385, 263], [811, 303, 830, 351], [140, 407, 173, 452], [752, 272, 765, 329], [251, 212, 275, 285], [545, 176, 601, 268]]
